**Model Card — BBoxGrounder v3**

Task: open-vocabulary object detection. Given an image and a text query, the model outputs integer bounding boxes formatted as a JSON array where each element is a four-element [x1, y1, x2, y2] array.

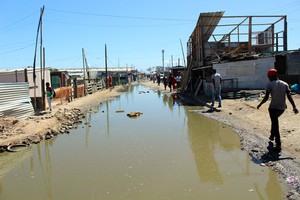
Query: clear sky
[[1, 0, 299, 72]]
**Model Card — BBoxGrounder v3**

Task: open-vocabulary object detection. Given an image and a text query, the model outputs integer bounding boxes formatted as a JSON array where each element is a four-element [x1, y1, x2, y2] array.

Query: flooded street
[[0, 84, 287, 200]]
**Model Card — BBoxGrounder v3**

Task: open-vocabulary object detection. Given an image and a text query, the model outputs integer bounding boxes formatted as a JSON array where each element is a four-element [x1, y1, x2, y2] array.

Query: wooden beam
[[248, 16, 252, 53]]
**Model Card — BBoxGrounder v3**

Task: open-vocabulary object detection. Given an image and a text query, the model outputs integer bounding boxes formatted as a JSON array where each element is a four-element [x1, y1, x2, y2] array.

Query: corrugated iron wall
[[287, 51, 300, 75], [0, 83, 35, 119]]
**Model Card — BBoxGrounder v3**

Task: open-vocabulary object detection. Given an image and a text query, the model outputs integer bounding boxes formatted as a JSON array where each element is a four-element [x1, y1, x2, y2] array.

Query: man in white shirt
[[211, 69, 222, 108], [257, 68, 298, 152], [176, 75, 182, 88]]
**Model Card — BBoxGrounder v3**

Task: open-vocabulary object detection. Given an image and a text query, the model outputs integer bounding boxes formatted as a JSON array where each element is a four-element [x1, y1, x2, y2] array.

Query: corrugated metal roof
[[195, 11, 224, 41], [0, 83, 34, 119]]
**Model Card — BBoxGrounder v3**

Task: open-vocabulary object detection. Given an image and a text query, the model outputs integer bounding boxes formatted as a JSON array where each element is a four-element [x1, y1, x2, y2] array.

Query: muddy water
[[0, 84, 287, 200]]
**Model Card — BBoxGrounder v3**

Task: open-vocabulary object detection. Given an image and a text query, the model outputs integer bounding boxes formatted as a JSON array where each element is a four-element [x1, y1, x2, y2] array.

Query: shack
[[181, 11, 299, 96], [0, 67, 51, 111]]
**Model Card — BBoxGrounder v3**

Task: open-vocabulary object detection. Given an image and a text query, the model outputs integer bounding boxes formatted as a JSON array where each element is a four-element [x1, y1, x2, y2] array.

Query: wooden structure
[[187, 12, 287, 68], [182, 11, 288, 93]]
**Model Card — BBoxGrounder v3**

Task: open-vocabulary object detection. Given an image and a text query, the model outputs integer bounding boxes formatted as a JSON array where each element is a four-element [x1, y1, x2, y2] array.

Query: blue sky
[[0, 0, 299, 72]]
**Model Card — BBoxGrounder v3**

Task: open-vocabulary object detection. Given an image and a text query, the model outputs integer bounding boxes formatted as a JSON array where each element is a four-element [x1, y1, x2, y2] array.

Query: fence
[[53, 79, 104, 105]]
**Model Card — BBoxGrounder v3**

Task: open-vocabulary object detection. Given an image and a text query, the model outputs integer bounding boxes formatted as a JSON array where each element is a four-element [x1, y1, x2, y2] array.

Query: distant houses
[[0, 66, 139, 117]]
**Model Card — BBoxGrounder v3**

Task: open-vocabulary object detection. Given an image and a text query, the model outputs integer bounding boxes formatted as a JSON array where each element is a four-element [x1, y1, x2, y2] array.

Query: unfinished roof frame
[[187, 12, 287, 67]]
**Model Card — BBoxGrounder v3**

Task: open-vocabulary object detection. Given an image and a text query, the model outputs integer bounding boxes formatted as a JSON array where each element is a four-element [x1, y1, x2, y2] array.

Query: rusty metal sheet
[[196, 11, 225, 41]]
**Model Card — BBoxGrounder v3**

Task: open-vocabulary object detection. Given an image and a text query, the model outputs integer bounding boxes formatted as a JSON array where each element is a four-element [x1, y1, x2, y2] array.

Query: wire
[[0, 11, 38, 32], [46, 8, 195, 22], [0, 43, 34, 55], [0, 39, 35, 48], [252, 1, 300, 14], [44, 19, 193, 28], [107, 57, 117, 67]]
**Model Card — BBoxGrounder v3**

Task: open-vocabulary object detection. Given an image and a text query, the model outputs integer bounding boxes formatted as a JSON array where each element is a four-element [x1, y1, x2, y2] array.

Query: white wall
[[213, 57, 275, 89], [27, 68, 51, 97]]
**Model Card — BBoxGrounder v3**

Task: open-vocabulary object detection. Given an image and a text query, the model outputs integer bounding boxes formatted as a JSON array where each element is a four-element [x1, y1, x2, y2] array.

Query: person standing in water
[[168, 74, 174, 92], [163, 75, 168, 90]]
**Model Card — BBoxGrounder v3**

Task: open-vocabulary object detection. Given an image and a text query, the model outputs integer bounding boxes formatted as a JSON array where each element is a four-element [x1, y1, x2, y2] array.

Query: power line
[[44, 19, 193, 28], [252, 1, 300, 14], [0, 39, 35, 48], [46, 8, 195, 22], [107, 57, 117, 67], [0, 11, 38, 32], [0, 43, 34, 55]]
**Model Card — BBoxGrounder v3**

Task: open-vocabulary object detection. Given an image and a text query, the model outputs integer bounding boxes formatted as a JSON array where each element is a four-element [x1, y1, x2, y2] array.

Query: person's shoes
[[218, 105, 222, 108]]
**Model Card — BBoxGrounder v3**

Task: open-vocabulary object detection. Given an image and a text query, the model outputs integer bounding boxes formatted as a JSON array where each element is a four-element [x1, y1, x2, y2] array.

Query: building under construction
[[181, 11, 300, 95]]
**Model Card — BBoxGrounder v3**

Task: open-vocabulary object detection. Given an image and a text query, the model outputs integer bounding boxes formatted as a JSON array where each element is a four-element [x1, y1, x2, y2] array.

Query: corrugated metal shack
[[182, 11, 297, 96], [0, 83, 34, 119], [0, 68, 51, 110]]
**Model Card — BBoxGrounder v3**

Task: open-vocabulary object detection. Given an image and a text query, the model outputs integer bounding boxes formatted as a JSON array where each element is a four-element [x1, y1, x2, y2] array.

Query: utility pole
[[82, 48, 86, 96], [180, 39, 186, 68], [42, 47, 46, 110], [162, 50, 164, 72], [32, 5, 45, 111], [105, 44, 108, 89], [38, 6, 44, 110]]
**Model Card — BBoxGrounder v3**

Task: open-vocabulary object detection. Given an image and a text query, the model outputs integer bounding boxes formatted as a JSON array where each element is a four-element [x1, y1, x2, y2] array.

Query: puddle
[[0, 84, 288, 200]]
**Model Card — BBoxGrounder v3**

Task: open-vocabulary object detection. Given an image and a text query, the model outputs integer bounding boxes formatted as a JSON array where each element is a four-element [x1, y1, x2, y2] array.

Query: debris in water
[[127, 112, 143, 118]]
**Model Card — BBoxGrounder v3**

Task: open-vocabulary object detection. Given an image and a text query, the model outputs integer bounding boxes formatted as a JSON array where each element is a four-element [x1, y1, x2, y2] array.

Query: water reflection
[[265, 170, 283, 200], [37, 141, 53, 200], [186, 110, 224, 184]]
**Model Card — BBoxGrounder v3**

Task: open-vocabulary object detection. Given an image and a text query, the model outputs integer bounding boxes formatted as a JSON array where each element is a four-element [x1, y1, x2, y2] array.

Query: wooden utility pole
[[33, 5, 45, 111], [85, 57, 90, 83], [82, 48, 86, 96], [162, 50, 164, 72], [42, 47, 46, 110], [40, 6, 44, 110], [180, 39, 186, 68], [105, 44, 108, 89]]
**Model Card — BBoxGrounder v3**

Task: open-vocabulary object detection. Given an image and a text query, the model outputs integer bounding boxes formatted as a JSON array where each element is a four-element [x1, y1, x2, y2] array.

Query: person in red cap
[[257, 68, 298, 152]]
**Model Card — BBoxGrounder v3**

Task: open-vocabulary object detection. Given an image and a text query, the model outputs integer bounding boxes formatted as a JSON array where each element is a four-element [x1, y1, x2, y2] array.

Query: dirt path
[[0, 84, 127, 148], [1, 80, 300, 199]]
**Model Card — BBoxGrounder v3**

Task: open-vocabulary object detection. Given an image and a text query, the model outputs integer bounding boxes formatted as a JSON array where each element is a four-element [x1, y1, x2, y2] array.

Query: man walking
[[211, 69, 222, 108], [257, 68, 298, 152]]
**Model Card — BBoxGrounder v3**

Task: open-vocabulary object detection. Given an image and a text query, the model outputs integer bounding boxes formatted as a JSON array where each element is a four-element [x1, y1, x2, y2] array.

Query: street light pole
[[162, 49, 164, 72]]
